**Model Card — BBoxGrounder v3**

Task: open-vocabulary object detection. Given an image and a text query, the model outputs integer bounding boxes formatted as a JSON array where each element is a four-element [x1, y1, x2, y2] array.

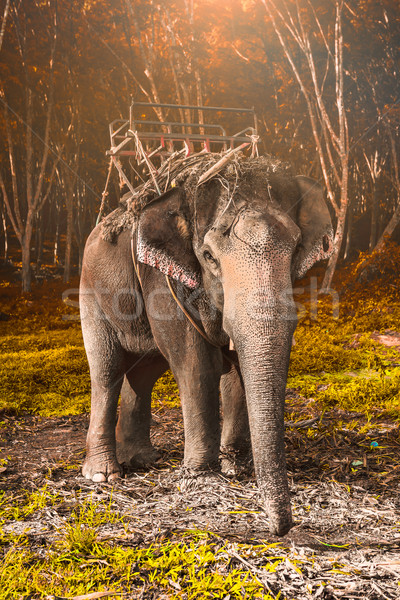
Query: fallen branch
[[197, 143, 250, 185], [285, 417, 319, 429]]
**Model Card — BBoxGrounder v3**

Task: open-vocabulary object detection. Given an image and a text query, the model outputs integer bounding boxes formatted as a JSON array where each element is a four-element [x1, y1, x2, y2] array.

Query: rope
[[130, 130, 161, 195], [131, 234, 143, 289], [165, 276, 220, 347], [249, 133, 260, 158], [96, 157, 113, 225], [131, 231, 216, 345], [166, 276, 240, 367], [130, 231, 239, 366]]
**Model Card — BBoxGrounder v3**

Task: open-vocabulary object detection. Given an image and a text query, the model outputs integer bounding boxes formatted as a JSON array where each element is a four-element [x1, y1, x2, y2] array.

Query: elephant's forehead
[[193, 170, 298, 235], [205, 204, 299, 253]]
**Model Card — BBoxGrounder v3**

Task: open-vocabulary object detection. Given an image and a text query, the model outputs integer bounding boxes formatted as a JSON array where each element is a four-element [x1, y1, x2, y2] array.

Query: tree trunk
[[35, 212, 44, 271], [264, 0, 349, 288], [78, 242, 84, 275], [64, 194, 73, 283], [374, 199, 400, 253], [321, 202, 347, 291], [343, 206, 353, 260], [21, 230, 32, 292], [1, 203, 8, 263], [1, 3, 57, 291], [0, 0, 11, 53], [53, 204, 60, 265], [369, 185, 378, 250]]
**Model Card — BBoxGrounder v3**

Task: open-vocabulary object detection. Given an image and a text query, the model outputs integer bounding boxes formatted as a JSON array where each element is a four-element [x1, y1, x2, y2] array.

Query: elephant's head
[[137, 156, 333, 535]]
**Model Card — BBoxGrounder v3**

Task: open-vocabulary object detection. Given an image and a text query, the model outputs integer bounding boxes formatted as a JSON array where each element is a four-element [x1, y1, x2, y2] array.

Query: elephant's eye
[[203, 250, 217, 265]]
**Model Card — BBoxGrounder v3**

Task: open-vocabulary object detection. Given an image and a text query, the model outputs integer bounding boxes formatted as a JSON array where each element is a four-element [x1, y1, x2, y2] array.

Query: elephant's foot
[[116, 440, 161, 469], [220, 446, 253, 477], [82, 448, 121, 483], [178, 465, 221, 493]]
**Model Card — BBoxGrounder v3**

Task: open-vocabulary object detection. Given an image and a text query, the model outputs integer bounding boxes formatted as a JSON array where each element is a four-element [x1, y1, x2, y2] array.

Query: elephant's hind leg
[[220, 364, 252, 476], [116, 356, 168, 469]]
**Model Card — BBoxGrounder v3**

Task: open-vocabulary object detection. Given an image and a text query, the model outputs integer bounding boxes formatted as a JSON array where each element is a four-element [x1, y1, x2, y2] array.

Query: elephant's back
[[81, 225, 133, 292]]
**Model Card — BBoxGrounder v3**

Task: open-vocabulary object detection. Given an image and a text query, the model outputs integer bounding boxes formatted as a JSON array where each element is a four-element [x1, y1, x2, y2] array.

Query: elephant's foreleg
[[170, 345, 222, 470], [220, 364, 252, 476], [144, 286, 223, 471], [81, 314, 124, 482]]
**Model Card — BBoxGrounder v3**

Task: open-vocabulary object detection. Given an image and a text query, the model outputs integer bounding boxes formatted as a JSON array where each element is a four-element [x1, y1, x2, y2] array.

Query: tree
[[1, 0, 400, 290], [0, 1, 59, 291], [346, 0, 400, 254], [261, 0, 350, 290], [0, 0, 10, 53]]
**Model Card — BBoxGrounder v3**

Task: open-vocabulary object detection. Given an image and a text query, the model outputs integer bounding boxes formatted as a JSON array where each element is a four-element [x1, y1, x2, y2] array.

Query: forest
[[1, 1, 400, 599], [0, 0, 399, 290]]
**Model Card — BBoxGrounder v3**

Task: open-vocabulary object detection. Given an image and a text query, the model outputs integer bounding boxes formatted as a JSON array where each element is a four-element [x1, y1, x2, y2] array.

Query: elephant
[[79, 154, 333, 536]]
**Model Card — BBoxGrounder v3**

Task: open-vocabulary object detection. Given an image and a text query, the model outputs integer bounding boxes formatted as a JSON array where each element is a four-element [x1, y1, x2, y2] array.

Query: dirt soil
[[1, 393, 400, 600]]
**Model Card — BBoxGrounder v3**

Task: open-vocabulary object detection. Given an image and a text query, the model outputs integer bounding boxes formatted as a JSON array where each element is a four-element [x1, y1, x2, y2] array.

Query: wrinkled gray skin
[[80, 159, 333, 536]]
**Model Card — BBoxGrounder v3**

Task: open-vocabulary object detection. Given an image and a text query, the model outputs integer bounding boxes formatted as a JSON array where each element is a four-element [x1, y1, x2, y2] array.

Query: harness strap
[[131, 235, 143, 289], [165, 275, 219, 348], [166, 277, 240, 370], [131, 233, 239, 365]]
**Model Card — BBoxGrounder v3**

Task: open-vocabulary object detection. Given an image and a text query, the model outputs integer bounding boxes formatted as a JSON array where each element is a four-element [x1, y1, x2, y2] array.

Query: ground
[[2, 398, 400, 599], [1, 255, 400, 599]]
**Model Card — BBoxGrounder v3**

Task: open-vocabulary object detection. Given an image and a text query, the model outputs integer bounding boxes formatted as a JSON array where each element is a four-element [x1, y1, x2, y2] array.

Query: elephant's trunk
[[230, 299, 295, 536]]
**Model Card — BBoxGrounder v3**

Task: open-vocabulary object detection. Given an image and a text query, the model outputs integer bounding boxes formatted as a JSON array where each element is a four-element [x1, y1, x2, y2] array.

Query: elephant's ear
[[293, 175, 334, 280], [136, 187, 201, 289]]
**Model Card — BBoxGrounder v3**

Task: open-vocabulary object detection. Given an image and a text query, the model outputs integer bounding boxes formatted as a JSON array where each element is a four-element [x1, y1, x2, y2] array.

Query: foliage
[[0, 335, 90, 416], [0, 486, 280, 599], [347, 239, 400, 284], [152, 370, 180, 409], [0, 535, 279, 599], [1, 0, 400, 286], [1, 259, 400, 597], [0, 486, 61, 522], [287, 254, 400, 416]]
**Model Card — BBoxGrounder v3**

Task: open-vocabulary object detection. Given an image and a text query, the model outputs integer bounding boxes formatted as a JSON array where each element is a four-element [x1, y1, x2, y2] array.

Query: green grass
[[0, 327, 90, 416], [288, 301, 400, 417], [0, 487, 125, 527], [0, 323, 182, 415], [0, 487, 281, 599], [0, 305, 184, 414], [0, 486, 62, 522], [0, 536, 280, 599], [152, 370, 180, 408], [289, 367, 400, 414], [2, 261, 400, 598], [2, 294, 400, 418]]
